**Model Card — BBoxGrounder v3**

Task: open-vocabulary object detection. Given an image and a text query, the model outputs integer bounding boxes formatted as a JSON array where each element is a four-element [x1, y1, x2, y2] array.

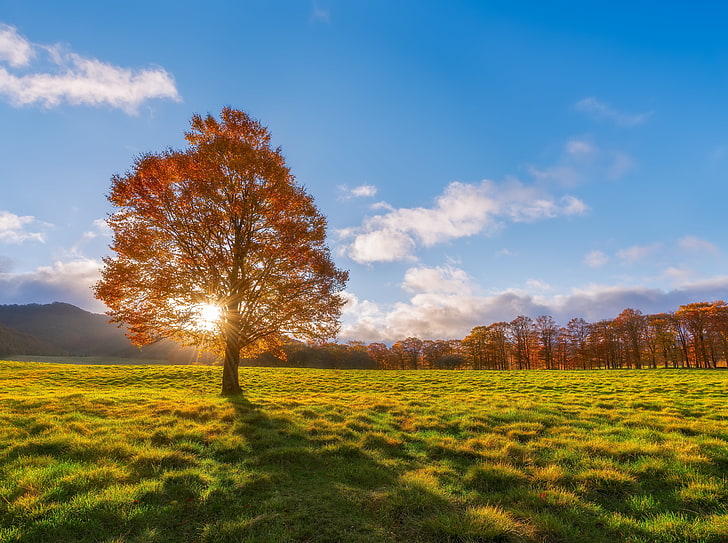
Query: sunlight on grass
[[0, 361, 727, 542]]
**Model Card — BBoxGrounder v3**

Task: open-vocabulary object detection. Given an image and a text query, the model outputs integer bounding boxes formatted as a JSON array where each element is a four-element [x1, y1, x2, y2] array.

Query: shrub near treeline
[[246, 301, 728, 370]]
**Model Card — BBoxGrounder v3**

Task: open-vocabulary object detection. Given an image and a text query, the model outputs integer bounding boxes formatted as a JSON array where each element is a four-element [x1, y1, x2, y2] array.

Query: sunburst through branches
[[190, 302, 222, 333]]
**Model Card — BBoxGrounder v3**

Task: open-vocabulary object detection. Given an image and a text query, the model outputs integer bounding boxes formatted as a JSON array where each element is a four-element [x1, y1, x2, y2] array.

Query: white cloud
[[338, 265, 728, 343], [584, 250, 609, 268], [0, 257, 105, 312], [0, 23, 180, 114], [0, 23, 33, 67], [345, 229, 416, 264], [0, 210, 47, 244], [340, 180, 587, 263], [617, 243, 662, 264], [678, 235, 719, 255], [403, 265, 472, 295], [575, 97, 652, 127], [351, 184, 377, 198], [339, 184, 378, 199], [83, 218, 113, 239]]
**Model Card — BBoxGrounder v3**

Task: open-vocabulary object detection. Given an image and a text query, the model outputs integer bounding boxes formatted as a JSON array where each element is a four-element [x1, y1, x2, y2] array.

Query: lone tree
[[95, 108, 348, 395]]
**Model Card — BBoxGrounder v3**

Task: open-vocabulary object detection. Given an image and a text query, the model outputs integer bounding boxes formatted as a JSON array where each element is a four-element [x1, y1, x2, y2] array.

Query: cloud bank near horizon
[[0, 256, 726, 341], [0, 257, 105, 313], [339, 264, 728, 343]]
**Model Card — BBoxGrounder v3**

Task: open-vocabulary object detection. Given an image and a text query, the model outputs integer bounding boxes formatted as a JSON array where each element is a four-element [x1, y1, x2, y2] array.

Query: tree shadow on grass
[[6, 396, 721, 543], [3, 396, 450, 543]]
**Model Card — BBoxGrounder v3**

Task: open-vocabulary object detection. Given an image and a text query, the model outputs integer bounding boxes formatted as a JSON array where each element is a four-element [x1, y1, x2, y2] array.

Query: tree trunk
[[221, 320, 242, 396]]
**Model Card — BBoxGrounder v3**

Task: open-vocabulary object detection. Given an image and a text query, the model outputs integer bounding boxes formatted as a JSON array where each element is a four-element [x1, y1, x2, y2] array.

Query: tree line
[[245, 301, 728, 370]]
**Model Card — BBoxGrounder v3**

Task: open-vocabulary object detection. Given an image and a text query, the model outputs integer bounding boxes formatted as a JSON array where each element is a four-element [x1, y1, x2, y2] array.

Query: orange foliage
[[95, 108, 348, 394]]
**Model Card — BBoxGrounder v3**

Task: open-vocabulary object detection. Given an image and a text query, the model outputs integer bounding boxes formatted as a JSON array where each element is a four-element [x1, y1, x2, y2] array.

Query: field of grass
[[0, 361, 727, 542], [4, 355, 174, 366]]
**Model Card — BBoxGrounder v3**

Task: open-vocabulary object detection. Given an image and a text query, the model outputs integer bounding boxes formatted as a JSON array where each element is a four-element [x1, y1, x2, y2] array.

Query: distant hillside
[[0, 322, 67, 357], [0, 303, 216, 363], [0, 302, 135, 356]]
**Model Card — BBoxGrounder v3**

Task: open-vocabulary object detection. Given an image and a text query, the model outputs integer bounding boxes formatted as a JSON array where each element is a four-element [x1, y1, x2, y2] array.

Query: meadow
[[0, 361, 727, 542]]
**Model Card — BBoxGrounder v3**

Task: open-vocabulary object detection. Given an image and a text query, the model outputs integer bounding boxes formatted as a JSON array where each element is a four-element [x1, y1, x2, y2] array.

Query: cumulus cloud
[[0, 23, 180, 114], [338, 265, 728, 343], [339, 184, 378, 199], [0, 210, 48, 243], [402, 265, 473, 295], [340, 180, 587, 263], [584, 250, 609, 268], [0, 257, 105, 312], [0, 23, 33, 67], [575, 97, 652, 127]]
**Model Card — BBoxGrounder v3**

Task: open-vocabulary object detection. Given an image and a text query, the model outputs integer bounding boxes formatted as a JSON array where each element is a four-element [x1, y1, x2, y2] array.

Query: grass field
[[0, 361, 727, 542]]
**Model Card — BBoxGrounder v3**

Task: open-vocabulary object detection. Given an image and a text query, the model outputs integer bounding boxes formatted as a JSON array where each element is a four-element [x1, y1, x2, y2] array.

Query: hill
[[0, 302, 215, 363], [0, 322, 66, 357], [0, 302, 134, 356]]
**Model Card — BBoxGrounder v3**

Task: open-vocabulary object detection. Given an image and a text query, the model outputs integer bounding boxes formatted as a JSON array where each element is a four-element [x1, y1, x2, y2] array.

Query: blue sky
[[1, 1, 727, 342]]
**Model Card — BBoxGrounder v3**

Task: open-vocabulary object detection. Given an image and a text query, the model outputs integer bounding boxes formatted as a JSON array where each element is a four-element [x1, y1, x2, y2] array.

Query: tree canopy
[[95, 108, 348, 394]]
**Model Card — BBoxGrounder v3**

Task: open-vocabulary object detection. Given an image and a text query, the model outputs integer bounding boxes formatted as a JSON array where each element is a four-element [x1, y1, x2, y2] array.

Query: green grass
[[3, 355, 178, 365], [1, 362, 727, 542]]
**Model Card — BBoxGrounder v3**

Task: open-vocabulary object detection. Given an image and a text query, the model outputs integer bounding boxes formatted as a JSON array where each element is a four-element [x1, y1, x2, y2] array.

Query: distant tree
[[392, 337, 423, 369], [554, 327, 570, 369], [615, 308, 647, 369], [462, 326, 489, 370], [534, 315, 559, 369], [566, 317, 591, 369], [367, 342, 393, 369], [422, 340, 443, 368], [390, 341, 409, 369], [669, 312, 692, 367], [646, 313, 679, 369], [487, 322, 511, 370], [95, 108, 348, 395], [707, 301, 728, 365], [676, 302, 717, 368], [509, 316, 534, 369], [422, 339, 461, 369], [437, 353, 467, 370]]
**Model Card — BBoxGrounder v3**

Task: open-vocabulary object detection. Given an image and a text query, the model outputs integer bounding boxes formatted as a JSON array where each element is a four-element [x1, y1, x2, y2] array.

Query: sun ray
[[191, 302, 222, 332]]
